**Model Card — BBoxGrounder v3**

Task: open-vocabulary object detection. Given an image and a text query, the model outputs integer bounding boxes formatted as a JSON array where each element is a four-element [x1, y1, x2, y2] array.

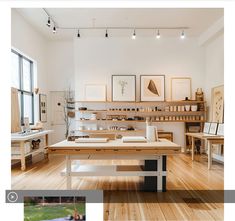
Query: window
[[11, 49, 34, 125]]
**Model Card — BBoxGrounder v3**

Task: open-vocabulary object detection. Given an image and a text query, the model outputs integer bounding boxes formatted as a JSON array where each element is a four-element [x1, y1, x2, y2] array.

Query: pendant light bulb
[[132, 29, 136, 39], [156, 29, 161, 39], [47, 17, 51, 27], [181, 30, 185, 39], [77, 29, 80, 38], [53, 26, 56, 34], [105, 29, 108, 38]]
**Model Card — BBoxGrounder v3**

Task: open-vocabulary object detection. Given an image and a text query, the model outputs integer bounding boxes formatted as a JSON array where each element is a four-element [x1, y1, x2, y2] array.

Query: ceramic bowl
[[185, 105, 191, 111], [191, 105, 198, 111]]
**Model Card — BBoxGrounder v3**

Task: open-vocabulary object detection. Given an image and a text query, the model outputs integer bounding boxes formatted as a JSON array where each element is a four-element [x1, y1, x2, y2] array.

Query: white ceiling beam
[[198, 16, 224, 46]]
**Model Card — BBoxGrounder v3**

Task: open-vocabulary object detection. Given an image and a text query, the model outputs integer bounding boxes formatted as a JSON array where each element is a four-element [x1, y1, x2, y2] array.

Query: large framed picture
[[84, 84, 106, 101], [171, 77, 192, 101], [211, 85, 224, 123], [39, 94, 47, 122], [140, 75, 165, 101], [112, 75, 136, 101]]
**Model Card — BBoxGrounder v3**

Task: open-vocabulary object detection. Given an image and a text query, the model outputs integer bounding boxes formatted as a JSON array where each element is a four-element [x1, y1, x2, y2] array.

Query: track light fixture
[[132, 29, 136, 39], [42, 9, 190, 39], [47, 17, 51, 27], [181, 30, 185, 39], [53, 26, 57, 34], [156, 29, 161, 39], [77, 29, 80, 38], [105, 29, 108, 38]]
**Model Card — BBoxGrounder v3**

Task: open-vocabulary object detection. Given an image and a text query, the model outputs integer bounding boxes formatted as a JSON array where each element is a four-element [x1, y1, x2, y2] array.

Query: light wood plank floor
[[12, 153, 224, 221]]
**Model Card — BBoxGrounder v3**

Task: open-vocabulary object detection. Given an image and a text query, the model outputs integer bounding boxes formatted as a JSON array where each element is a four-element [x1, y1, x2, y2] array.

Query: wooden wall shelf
[[74, 101, 206, 140], [77, 110, 205, 115], [77, 119, 205, 123], [75, 100, 206, 105], [76, 129, 145, 133]]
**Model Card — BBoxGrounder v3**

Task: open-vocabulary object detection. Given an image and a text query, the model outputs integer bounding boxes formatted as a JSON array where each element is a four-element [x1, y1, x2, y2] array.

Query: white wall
[[47, 41, 75, 91], [74, 37, 205, 147], [74, 37, 205, 101], [204, 33, 224, 121]]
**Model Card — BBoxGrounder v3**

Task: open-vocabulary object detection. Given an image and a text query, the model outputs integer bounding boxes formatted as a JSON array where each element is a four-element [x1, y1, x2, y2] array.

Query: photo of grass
[[24, 196, 86, 221]]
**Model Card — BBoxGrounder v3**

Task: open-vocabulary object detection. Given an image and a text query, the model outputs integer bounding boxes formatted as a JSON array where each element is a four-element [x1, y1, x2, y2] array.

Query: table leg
[[66, 155, 72, 189], [192, 137, 195, 161], [157, 156, 163, 191], [20, 141, 26, 171], [45, 134, 49, 159], [208, 141, 212, 170]]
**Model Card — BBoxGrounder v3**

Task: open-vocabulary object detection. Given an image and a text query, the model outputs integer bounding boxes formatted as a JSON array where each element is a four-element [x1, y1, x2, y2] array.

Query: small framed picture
[[171, 77, 192, 101], [140, 75, 165, 101], [209, 122, 218, 135], [84, 84, 106, 101], [39, 94, 47, 122], [112, 75, 136, 101], [217, 123, 224, 136], [203, 122, 211, 134]]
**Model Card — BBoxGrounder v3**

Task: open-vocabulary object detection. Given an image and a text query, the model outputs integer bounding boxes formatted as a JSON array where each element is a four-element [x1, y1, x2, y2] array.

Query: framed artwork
[[140, 75, 165, 101], [171, 77, 192, 101], [84, 84, 106, 101], [211, 85, 224, 123], [39, 94, 47, 122], [112, 75, 136, 101], [209, 122, 218, 135], [217, 123, 224, 136], [203, 122, 211, 134]]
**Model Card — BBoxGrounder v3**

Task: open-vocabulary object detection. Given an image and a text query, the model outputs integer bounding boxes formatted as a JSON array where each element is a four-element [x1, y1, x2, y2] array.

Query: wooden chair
[[157, 131, 173, 142], [89, 133, 116, 140]]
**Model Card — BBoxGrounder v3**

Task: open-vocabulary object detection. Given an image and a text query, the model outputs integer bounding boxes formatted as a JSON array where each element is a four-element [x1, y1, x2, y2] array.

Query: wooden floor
[[12, 153, 224, 220]]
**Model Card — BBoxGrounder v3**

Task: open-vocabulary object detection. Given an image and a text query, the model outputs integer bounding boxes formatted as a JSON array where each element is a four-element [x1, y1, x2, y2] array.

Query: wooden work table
[[185, 132, 224, 169], [49, 139, 181, 191]]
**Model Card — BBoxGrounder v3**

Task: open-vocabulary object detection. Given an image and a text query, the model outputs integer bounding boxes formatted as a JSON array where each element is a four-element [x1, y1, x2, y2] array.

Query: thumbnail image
[[24, 196, 85, 221]]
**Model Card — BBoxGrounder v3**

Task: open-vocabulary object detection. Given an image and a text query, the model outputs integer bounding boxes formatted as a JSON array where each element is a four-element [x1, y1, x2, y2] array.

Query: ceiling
[[15, 8, 223, 40]]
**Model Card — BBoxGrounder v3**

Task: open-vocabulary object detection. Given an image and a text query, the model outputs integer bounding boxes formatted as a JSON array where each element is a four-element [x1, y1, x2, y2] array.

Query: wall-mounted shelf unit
[[74, 100, 206, 142], [76, 129, 145, 133], [75, 100, 205, 104], [77, 110, 205, 115], [77, 119, 206, 123]]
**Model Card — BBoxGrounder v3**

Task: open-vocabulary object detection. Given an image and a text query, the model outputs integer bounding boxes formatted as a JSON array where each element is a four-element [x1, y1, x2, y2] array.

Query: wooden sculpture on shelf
[[195, 88, 204, 101], [195, 88, 204, 111]]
